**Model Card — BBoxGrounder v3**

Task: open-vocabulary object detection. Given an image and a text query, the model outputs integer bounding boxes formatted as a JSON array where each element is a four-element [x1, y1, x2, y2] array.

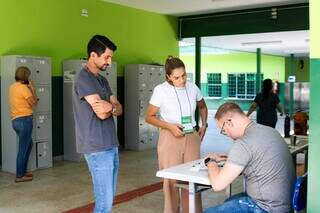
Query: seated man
[[205, 102, 295, 213]]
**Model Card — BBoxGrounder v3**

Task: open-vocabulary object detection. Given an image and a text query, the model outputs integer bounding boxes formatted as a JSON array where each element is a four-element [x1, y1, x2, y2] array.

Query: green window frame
[[228, 73, 263, 99], [207, 73, 222, 97]]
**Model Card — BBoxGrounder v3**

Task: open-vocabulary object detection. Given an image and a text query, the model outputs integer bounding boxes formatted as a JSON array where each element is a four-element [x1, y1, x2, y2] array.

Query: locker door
[[16, 57, 33, 72], [37, 142, 52, 168], [138, 71, 148, 90], [149, 71, 159, 93], [158, 67, 165, 83], [27, 145, 37, 171], [32, 58, 51, 85], [138, 99, 148, 117], [105, 67, 116, 81], [34, 114, 51, 141], [35, 86, 51, 112], [138, 119, 149, 146], [150, 126, 159, 146], [138, 71, 149, 103]]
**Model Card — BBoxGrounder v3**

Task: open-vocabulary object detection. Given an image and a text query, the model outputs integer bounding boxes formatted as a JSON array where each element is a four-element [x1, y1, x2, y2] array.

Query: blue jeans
[[12, 116, 33, 178], [85, 147, 119, 213], [204, 193, 269, 213]]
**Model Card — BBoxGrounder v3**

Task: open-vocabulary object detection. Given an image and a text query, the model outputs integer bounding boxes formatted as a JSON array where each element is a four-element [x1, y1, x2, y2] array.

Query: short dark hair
[[15, 66, 31, 82], [87, 35, 117, 58], [165, 56, 185, 80], [262, 78, 273, 98], [215, 102, 245, 120]]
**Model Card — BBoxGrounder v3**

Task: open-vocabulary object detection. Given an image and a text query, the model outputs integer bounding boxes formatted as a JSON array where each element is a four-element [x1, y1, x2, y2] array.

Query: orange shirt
[[9, 82, 33, 120]]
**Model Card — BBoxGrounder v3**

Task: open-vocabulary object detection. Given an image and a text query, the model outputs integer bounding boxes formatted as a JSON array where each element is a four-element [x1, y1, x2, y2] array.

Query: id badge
[[181, 116, 194, 134]]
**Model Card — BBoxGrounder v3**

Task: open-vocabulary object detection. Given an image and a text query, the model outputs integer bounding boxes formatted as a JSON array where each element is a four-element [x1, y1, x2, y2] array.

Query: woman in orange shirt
[[9, 66, 38, 182]]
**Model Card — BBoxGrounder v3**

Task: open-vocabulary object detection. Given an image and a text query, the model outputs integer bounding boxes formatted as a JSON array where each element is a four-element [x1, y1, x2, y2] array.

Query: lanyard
[[173, 85, 192, 119]]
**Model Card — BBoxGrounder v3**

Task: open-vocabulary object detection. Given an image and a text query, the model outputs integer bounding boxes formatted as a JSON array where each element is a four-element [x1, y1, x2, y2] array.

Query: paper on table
[[189, 159, 225, 172]]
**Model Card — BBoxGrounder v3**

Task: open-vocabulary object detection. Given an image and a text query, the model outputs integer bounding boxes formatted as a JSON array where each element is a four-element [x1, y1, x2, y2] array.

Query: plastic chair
[[292, 172, 307, 212]]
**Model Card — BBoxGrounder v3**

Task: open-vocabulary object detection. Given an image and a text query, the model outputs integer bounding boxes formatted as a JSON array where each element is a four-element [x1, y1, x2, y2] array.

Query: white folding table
[[156, 159, 231, 213]]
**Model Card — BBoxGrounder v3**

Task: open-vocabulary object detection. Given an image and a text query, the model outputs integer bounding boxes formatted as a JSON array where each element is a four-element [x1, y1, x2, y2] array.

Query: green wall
[[180, 52, 286, 110], [0, 0, 178, 76], [0, 0, 179, 157], [285, 57, 310, 82], [308, 0, 320, 211], [181, 52, 285, 83]]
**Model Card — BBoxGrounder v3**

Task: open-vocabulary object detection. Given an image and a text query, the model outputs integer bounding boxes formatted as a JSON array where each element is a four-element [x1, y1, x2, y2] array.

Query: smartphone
[[204, 157, 216, 166]]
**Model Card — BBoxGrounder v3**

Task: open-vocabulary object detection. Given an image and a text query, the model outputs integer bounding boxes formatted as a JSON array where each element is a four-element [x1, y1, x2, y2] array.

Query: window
[[186, 73, 194, 83], [227, 73, 263, 99], [207, 73, 222, 97]]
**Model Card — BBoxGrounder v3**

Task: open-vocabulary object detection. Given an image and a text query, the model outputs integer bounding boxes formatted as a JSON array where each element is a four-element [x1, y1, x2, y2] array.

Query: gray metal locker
[[32, 58, 51, 85], [35, 86, 51, 112], [33, 114, 51, 141], [63, 59, 117, 162], [27, 145, 37, 171], [125, 64, 165, 151], [36, 141, 52, 168], [1, 55, 53, 174]]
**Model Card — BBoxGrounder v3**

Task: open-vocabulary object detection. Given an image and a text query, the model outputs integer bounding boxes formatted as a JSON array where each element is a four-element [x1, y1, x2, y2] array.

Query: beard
[[99, 64, 109, 71]]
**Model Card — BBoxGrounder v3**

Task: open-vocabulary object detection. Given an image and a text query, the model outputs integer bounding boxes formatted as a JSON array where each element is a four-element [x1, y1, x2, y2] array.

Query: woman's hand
[[168, 123, 185, 137], [27, 81, 35, 91]]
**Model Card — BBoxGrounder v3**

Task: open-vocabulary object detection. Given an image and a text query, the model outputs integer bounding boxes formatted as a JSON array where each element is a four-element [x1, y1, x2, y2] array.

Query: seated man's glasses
[[220, 119, 231, 135]]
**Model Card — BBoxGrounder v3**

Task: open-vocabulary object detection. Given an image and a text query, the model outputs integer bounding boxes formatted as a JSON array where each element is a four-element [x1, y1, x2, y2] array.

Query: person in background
[[9, 66, 38, 183], [205, 102, 295, 213], [145, 56, 208, 213], [72, 35, 122, 213], [247, 78, 284, 128]]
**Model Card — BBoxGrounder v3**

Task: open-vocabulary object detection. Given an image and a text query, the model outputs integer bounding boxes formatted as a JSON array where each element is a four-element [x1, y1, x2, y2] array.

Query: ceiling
[[103, 0, 308, 16], [102, 0, 309, 56], [181, 30, 309, 56]]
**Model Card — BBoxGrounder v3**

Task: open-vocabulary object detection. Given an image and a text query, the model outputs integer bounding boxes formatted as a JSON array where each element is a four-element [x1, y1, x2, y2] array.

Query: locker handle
[[37, 126, 40, 129], [37, 98, 40, 101], [36, 70, 40, 73], [138, 100, 141, 115]]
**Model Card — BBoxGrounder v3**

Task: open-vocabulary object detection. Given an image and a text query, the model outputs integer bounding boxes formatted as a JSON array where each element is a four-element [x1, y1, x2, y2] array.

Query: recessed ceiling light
[[241, 40, 282, 46]]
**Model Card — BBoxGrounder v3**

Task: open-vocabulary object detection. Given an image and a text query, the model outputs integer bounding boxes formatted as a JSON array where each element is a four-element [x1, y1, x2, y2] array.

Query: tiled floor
[[0, 148, 243, 213], [0, 111, 301, 213], [0, 149, 163, 213]]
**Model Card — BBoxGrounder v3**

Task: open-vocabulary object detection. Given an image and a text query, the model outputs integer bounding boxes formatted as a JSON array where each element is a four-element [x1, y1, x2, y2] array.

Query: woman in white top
[[146, 56, 208, 213]]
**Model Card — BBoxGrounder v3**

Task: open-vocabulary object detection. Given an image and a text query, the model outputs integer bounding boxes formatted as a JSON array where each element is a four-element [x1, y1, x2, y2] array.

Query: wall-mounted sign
[[288, 75, 296, 83]]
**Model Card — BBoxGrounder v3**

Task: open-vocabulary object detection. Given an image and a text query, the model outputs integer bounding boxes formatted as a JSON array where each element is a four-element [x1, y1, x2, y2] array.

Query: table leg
[[292, 154, 297, 174], [304, 150, 308, 173], [189, 182, 196, 213]]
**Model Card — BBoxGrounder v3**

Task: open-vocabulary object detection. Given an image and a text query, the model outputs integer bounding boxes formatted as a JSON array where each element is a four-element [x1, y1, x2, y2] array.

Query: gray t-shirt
[[72, 68, 118, 154], [228, 122, 295, 212]]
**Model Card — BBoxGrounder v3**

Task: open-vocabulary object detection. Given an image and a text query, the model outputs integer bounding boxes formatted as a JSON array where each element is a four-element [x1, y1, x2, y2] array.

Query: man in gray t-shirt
[[204, 102, 295, 213], [72, 35, 122, 213]]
